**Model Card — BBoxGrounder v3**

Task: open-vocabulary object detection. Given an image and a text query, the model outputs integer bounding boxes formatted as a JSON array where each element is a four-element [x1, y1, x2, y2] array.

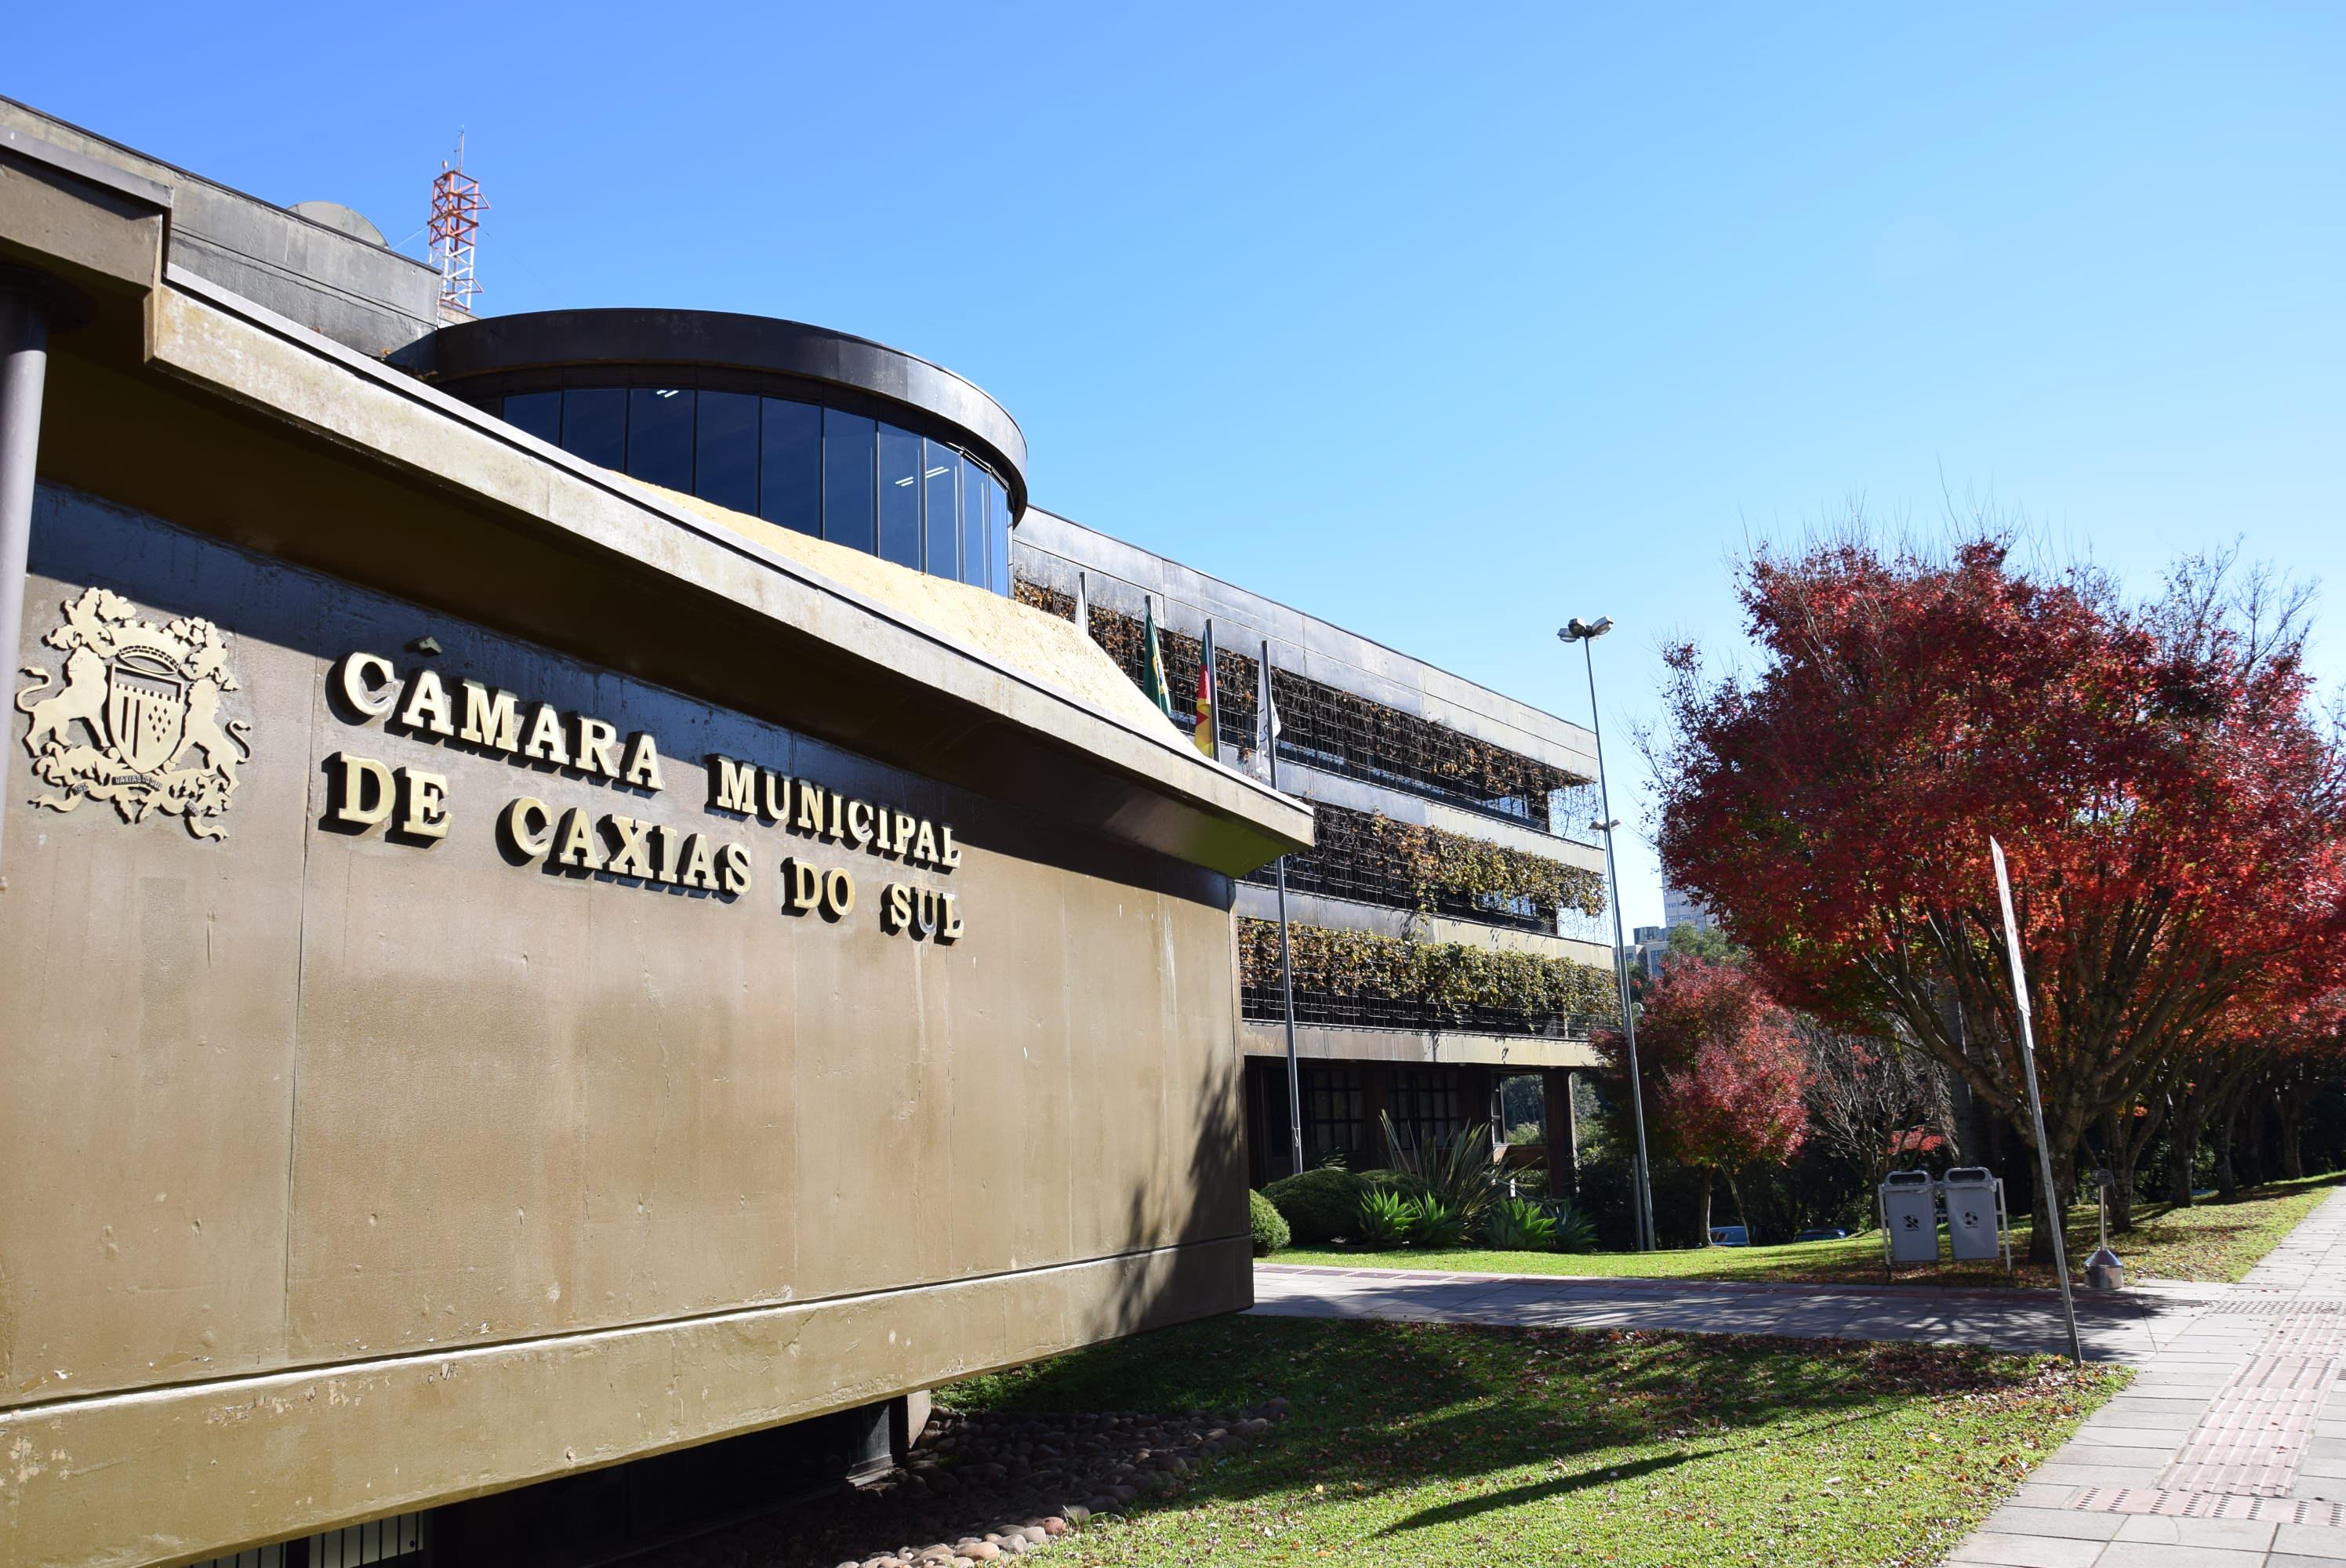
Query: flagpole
[[1262, 639, 1305, 1179], [1991, 837, 2084, 1365]]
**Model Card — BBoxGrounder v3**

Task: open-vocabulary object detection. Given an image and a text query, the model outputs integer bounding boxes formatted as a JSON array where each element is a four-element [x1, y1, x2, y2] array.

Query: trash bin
[[2085, 1247, 2125, 1291], [1879, 1170, 1941, 1265], [1941, 1167, 2007, 1265]]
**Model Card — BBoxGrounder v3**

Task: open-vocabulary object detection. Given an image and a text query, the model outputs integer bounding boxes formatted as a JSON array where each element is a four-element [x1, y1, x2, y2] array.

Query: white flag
[[1251, 653, 1282, 779]]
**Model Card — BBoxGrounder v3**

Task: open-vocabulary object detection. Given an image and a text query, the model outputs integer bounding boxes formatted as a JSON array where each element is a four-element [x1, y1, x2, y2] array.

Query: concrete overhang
[[401, 307, 1031, 518], [0, 125, 170, 358], [26, 264, 1313, 877]]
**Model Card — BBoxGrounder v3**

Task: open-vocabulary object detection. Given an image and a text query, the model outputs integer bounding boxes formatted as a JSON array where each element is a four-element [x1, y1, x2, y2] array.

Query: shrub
[[1484, 1196, 1558, 1250], [1359, 1187, 1416, 1247], [1407, 1195, 1467, 1249], [1247, 1188, 1291, 1257], [1542, 1198, 1600, 1254], [1265, 1167, 1371, 1243]]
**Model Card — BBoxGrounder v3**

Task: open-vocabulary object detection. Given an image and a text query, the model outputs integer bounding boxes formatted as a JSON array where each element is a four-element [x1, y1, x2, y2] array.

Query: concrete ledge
[[2, 1236, 1250, 1568], [1240, 1019, 1601, 1069]]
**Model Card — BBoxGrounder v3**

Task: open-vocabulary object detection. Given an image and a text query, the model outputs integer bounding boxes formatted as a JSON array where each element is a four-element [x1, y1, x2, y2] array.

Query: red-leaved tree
[[1654, 534, 2346, 1258], [1601, 956, 1810, 1243]]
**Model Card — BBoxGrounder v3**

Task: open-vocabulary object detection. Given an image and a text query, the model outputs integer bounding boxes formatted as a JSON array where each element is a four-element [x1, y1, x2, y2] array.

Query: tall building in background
[[1663, 882, 1718, 935]]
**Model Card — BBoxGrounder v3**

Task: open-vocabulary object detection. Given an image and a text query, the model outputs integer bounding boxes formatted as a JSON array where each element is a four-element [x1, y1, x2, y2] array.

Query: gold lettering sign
[[322, 652, 969, 934]]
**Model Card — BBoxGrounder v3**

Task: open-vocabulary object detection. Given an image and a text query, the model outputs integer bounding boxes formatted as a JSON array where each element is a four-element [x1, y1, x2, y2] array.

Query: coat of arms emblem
[[14, 586, 251, 840]]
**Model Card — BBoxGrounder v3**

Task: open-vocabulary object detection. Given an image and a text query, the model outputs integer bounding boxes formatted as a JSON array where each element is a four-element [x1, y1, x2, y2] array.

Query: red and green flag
[[1193, 620, 1218, 757]]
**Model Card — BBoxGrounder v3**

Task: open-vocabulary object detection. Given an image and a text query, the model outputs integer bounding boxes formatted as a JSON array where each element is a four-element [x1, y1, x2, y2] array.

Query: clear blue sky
[[13, 5, 2343, 927]]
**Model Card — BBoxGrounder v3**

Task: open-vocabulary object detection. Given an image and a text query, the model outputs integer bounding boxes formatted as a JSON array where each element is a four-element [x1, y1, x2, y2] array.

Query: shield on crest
[[107, 650, 187, 771]]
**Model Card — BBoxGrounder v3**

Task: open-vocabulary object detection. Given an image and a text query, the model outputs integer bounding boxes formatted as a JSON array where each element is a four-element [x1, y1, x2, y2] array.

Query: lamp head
[[1559, 615, 1615, 643]]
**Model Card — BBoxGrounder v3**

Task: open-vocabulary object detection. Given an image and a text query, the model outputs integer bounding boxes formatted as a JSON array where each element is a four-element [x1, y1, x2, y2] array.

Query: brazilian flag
[[1142, 597, 1179, 726]]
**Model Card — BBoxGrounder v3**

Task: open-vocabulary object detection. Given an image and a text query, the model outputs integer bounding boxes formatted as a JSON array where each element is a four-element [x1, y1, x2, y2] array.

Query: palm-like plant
[[1406, 1195, 1467, 1249], [1484, 1196, 1559, 1250], [1378, 1112, 1504, 1235], [1358, 1187, 1416, 1247]]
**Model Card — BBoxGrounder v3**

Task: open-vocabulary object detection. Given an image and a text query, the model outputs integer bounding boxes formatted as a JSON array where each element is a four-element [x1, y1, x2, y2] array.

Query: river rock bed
[[630, 1401, 1287, 1568]]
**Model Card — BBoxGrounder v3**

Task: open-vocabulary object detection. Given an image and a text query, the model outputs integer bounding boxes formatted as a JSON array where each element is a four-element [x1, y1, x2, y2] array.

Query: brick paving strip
[[1252, 1188, 2346, 1565]]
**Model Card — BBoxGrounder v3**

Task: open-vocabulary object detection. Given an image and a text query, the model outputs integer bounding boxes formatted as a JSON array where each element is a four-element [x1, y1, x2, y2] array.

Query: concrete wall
[[1, 488, 1251, 1566]]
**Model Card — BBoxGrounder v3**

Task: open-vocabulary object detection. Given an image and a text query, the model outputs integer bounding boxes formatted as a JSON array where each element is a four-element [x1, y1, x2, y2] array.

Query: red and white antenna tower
[[427, 132, 487, 318]]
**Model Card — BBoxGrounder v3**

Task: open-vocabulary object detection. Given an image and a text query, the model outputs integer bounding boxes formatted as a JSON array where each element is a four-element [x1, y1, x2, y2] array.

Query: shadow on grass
[[944, 1312, 2096, 1538]]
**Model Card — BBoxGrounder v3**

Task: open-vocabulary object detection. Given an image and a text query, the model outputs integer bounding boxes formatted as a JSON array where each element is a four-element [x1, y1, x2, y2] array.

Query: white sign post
[[1990, 837, 2084, 1364]]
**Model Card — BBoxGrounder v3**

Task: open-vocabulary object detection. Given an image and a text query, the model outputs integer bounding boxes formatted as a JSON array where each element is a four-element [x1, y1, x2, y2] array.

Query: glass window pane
[[759, 398, 821, 535], [922, 439, 960, 579], [560, 387, 626, 468], [694, 390, 758, 514], [990, 481, 1011, 596], [822, 411, 877, 552], [626, 387, 695, 491], [503, 390, 559, 444], [877, 425, 921, 568], [961, 460, 992, 588]]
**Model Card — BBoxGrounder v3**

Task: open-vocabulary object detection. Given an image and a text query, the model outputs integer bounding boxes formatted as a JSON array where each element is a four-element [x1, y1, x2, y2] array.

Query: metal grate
[[2071, 1488, 2346, 1525], [1243, 799, 1576, 935], [1014, 578, 1598, 837], [187, 1512, 428, 1568]]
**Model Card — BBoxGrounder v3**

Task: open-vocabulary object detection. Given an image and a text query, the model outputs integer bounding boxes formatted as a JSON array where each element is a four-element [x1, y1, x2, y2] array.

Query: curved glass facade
[[466, 383, 1013, 593]]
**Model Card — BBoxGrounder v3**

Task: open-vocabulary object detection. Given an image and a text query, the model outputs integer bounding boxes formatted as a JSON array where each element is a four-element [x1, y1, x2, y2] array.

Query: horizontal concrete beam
[[1240, 1019, 1601, 1071]]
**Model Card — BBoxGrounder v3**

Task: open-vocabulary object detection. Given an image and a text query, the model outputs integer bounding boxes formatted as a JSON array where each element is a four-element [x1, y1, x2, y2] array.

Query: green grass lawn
[[1277, 1172, 2344, 1290], [942, 1315, 2122, 1567]]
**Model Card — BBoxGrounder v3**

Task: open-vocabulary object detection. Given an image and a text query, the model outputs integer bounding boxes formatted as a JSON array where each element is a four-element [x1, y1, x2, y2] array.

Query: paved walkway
[[1253, 1263, 2211, 1359], [1251, 1188, 2346, 1566]]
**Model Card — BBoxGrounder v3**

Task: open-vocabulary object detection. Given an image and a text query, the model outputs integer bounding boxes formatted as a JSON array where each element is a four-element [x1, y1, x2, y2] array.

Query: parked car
[[1792, 1227, 1850, 1243], [1708, 1225, 1750, 1247]]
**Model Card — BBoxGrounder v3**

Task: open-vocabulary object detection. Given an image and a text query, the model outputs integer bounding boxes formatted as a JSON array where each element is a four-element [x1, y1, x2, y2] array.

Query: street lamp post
[[1560, 615, 1658, 1254]]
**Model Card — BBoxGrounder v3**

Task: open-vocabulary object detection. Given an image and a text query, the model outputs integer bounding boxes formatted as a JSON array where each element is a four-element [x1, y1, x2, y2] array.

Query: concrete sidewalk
[[1945, 1189, 2346, 1568], [1252, 1261, 2208, 1359], [1254, 1189, 2346, 1566]]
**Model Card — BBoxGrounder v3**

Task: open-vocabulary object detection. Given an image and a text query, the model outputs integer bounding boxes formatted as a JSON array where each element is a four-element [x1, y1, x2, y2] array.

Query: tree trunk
[[1726, 1169, 1752, 1244], [2215, 1096, 2242, 1203], [2281, 1094, 2308, 1182], [2097, 1112, 2137, 1235], [2168, 1097, 2204, 1207], [1698, 1177, 1713, 1244], [2027, 1142, 2076, 1268]]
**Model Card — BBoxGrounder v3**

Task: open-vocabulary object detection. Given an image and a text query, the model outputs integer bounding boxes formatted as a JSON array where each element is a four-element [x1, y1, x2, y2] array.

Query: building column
[[1543, 1069, 1580, 1196], [0, 275, 60, 888]]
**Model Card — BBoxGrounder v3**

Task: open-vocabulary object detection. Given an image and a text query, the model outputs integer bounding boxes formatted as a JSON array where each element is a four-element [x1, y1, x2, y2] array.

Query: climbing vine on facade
[[1236, 917, 1618, 1036]]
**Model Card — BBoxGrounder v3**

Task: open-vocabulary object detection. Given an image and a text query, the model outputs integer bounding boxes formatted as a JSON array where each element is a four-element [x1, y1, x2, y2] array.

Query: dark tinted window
[[626, 387, 695, 491], [989, 479, 1011, 596], [759, 398, 821, 535], [962, 464, 996, 589], [878, 424, 922, 568], [694, 390, 758, 514], [503, 390, 560, 445], [822, 411, 877, 551], [922, 439, 960, 579], [560, 387, 626, 467], [959, 459, 985, 587]]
